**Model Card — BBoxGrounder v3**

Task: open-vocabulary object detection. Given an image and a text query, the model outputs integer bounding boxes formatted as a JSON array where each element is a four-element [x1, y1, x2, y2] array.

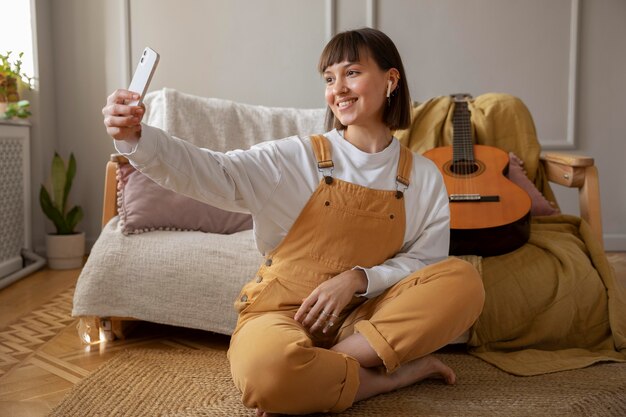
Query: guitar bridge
[[450, 194, 500, 202]]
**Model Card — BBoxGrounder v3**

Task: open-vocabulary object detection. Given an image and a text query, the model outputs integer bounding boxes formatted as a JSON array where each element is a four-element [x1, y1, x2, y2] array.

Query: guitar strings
[[461, 101, 476, 198], [454, 99, 476, 200]]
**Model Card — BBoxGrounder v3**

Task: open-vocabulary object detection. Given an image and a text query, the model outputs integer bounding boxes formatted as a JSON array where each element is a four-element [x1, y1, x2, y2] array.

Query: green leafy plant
[[2, 100, 31, 119], [39, 152, 84, 235]]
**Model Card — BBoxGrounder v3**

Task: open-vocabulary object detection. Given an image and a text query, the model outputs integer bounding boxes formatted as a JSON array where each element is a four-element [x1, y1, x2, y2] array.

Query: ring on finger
[[321, 310, 331, 317]]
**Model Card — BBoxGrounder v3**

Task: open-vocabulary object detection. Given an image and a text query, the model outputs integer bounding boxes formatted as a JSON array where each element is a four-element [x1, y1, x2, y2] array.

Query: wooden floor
[[0, 266, 231, 417], [1, 253, 625, 417]]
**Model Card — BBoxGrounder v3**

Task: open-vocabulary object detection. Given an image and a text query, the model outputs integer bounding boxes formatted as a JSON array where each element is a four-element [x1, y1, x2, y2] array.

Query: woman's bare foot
[[393, 354, 456, 387], [355, 354, 456, 402]]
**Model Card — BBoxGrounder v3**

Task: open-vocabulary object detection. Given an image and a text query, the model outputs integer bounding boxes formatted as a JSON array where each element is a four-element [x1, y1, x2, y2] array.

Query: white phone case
[[127, 47, 160, 106]]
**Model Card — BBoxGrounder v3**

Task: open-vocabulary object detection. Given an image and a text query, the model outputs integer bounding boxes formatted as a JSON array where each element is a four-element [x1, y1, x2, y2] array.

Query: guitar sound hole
[[450, 161, 479, 175], [442, 159, 486, 178]]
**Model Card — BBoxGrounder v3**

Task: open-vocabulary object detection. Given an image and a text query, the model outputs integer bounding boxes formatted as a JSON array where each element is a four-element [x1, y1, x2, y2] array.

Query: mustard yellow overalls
[[228, 135, 484, 414]]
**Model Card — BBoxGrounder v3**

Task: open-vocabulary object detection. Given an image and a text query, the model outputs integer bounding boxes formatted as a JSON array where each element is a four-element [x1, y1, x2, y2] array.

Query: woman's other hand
[[102, 89, 145, 141], [294, 269, 368, 334]]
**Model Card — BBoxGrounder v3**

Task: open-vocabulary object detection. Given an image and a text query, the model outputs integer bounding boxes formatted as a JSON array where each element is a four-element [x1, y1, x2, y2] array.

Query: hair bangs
[[318, 32, 366, 74]]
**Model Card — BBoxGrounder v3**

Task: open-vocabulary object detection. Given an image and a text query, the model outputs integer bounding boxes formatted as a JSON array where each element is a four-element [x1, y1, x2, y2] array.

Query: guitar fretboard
[[452, 99, 474, 164]]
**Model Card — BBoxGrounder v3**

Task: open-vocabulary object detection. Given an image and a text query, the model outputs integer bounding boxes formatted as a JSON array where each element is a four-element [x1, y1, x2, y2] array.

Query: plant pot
[[4, 76, 19, 102], [45, 232, 85, 269], [0, 101, 6, 116]]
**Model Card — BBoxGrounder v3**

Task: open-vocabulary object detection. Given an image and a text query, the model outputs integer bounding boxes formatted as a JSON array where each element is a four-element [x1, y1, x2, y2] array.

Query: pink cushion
[[507, 153, 560, 217], [117, 164, 253, 235]]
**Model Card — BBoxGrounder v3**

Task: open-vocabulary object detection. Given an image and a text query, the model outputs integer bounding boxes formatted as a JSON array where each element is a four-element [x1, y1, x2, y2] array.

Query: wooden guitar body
[[424, 144, 531, 256]]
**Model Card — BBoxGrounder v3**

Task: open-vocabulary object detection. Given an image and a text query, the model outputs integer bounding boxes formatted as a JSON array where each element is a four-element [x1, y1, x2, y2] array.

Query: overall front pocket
[[309, 201, 401, 271]]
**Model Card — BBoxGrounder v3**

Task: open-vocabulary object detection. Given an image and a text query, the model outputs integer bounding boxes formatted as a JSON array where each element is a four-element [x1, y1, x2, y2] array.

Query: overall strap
[[311, 134, 333, 169], [311, 134, 412, 194], [395, 145, 413, 198], [311, 134, 334, 184]]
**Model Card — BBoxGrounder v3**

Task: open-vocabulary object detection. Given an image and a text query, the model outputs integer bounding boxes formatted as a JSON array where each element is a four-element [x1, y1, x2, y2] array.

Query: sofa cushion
[[117, 163, 253, 235], [73, 217, 264, 335]]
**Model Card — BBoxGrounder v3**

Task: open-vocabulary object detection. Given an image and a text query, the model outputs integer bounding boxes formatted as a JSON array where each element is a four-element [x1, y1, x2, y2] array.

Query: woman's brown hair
[[318, 28, 411, 132]]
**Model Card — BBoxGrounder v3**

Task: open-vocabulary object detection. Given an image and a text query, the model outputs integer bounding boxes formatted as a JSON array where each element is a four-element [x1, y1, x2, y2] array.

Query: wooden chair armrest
[[540, 152, 596, 188], [110, 153, 129, 164], [540, 152, 594, 168], [101, 153, 130, 228], [540, 152, 603, 248]]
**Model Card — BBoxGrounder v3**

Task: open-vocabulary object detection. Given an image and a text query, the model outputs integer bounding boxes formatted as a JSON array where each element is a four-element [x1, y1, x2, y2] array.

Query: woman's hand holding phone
[[103, 47, 159, 141], [102, 90, 145, 141]]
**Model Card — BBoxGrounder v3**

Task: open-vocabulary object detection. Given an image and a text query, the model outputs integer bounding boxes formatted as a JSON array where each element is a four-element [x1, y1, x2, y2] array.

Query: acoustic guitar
[[423, 94, 531, 256]]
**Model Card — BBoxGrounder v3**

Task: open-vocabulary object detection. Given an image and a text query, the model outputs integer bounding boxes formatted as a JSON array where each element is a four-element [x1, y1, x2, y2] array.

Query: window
[[0, 0, 35, 83]]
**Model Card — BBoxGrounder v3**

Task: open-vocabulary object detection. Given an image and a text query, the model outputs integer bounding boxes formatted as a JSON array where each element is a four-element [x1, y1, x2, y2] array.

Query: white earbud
[[386, 80, 392, 98]]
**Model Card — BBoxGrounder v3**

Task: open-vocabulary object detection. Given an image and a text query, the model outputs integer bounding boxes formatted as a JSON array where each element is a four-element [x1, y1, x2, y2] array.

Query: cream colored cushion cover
[[73, 217, 263, 334]]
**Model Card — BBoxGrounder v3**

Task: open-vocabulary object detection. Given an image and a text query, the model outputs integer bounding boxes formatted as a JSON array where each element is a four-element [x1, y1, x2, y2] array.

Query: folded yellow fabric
[[470, 215, 626, 375]]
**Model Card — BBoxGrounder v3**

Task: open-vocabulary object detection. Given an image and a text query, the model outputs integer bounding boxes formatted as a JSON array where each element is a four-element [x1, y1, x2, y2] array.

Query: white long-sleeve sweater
[[114, 125, 450, 297]]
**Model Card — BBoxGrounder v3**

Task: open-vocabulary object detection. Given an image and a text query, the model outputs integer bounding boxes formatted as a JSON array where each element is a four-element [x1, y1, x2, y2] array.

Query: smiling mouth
[[337, 98, 357, 109]]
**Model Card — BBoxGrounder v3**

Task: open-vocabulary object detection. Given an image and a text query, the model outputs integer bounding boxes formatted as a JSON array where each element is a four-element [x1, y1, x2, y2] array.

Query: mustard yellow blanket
[[397, 94, 626, 375], [470, 215, 625, 375]]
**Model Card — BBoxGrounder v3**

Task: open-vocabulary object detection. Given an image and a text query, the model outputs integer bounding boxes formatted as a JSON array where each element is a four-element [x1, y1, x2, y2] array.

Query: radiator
[[0, 122, 32, 280]]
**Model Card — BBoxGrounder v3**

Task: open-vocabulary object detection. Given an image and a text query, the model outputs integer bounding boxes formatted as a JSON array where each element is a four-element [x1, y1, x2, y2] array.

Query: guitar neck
[[452, 98, 474, 163]]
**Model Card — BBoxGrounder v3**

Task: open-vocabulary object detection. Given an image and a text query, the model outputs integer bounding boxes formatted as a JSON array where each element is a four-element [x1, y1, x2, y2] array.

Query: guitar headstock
[[451, 93, 473, 103]]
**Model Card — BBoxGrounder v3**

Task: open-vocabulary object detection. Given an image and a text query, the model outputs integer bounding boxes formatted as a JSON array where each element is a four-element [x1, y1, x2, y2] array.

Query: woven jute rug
[[48, 346, 626, 417]]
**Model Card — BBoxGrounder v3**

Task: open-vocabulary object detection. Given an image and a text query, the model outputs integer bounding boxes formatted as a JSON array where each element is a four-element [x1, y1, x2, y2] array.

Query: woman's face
[[323, 52, 392, 130]]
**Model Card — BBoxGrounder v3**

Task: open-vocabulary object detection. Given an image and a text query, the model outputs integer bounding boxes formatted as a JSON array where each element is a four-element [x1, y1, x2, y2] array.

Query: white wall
[[129, 0, 328, 109], [31, 0, 625, 252], [573, 0, 626, 250]]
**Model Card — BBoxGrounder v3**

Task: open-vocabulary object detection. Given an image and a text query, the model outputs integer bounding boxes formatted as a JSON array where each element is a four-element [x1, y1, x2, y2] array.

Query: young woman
[[103, 28, 484, 416]]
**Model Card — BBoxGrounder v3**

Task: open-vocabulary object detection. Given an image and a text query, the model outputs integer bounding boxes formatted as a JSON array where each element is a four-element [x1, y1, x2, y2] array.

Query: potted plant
[[0, 51, 33, 118], [40, 152, 85, 269]]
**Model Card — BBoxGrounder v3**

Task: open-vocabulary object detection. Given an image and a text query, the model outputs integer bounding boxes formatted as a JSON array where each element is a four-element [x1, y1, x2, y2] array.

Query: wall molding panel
[[564, 0, 580, 150], [326, 0, 336, 41], [366, 0, 377, 29]]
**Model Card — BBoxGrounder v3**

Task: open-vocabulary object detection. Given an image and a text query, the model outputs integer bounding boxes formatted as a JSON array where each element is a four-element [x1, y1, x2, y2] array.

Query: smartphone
[[127, 47, 160, 106]]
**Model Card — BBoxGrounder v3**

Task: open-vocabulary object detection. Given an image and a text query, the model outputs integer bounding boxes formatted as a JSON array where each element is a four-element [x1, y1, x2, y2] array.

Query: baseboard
[[604, 234, 626, 252]]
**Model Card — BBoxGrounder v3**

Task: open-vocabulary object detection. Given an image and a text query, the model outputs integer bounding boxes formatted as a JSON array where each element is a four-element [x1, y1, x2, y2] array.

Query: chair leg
[[579, 165, 604, 249], [98, 318, 117, 342], [77, 317, 101, 344], [99, 318, 139, 341]]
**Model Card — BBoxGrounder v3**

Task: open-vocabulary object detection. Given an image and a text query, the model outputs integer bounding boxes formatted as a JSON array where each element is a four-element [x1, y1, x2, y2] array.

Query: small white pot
[[46, 232, 85, 269]]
